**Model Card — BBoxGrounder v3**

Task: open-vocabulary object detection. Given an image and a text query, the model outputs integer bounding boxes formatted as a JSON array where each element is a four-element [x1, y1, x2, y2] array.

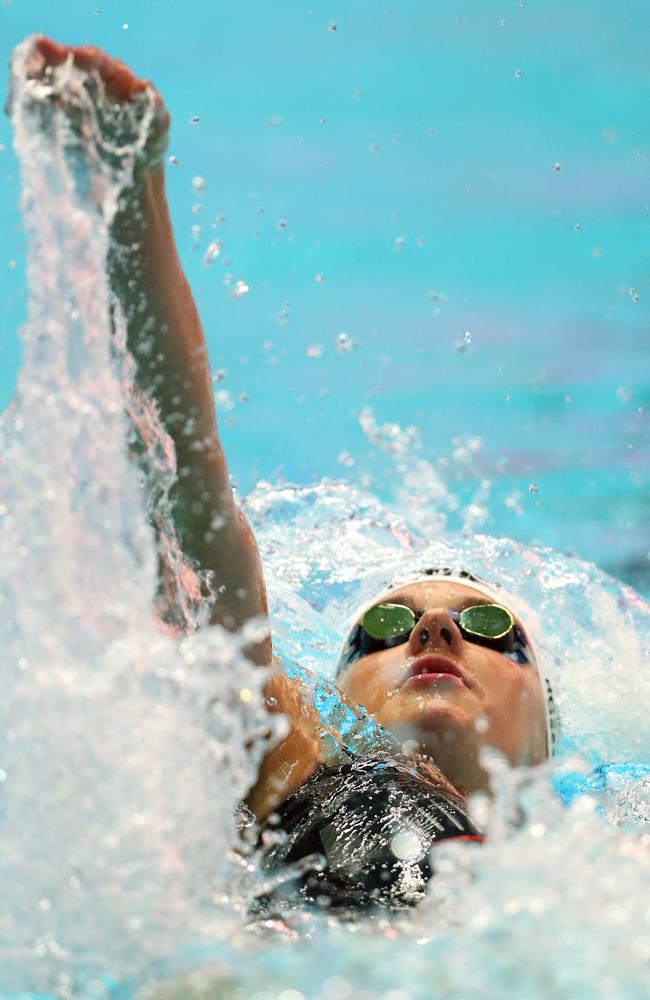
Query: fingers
[[33, 35, 157, 106]]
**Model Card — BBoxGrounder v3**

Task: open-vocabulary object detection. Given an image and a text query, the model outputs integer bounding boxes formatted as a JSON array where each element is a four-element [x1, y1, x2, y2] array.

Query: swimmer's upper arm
[[110, 164, 270, 659]]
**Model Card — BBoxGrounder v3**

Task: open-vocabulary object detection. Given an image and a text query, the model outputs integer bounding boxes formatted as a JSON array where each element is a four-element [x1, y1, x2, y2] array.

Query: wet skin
[[338, 581, 548, 796]]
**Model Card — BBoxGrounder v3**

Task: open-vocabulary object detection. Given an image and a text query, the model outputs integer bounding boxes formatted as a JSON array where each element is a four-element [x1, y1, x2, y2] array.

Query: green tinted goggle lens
[[361, 603, 416, 640], [360, 602, 515, 643], [457, 603, 513, 639]]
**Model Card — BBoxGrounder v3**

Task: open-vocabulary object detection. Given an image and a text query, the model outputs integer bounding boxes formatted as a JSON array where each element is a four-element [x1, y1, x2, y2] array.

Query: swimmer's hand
[[15, 36, 169, 175]]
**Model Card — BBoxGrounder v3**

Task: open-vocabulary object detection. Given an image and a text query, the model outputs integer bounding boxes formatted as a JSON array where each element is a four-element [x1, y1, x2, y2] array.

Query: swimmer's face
[[337, 581, 548, 795]]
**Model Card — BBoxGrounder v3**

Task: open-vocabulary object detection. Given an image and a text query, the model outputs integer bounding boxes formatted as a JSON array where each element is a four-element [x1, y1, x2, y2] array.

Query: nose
[[408, 607, 464, 658]]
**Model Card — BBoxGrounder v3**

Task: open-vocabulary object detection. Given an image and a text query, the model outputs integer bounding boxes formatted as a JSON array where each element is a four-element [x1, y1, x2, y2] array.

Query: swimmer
[[21, 38, 553, 907]]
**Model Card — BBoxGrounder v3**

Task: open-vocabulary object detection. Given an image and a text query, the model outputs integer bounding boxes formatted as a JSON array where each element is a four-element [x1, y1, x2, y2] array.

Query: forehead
[[379, 580, 494, 609]]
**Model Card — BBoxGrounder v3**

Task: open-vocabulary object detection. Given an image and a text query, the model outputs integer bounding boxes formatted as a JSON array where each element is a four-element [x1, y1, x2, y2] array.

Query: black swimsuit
[[254, 753, 482, 915]]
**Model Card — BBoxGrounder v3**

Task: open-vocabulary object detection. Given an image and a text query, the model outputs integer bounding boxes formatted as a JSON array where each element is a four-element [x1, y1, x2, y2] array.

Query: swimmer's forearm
[[109, 165, 269, 653]]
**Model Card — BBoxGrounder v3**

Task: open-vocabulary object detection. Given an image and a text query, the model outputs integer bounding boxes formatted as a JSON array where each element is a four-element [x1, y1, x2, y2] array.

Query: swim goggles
[[340, 601, 532, 668]]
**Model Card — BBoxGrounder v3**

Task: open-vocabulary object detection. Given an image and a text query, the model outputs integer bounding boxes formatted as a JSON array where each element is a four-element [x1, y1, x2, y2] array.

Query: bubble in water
[[394, 236, 406, 251], [122, 22, 128, 29], [189, 115, 200, 125], [328, 22, 337, 32], [168, 154, 179, 165], [528, 483, 539, 494], [191, 176, 206, 193], [276, 218, 287, 229], [306, 345, 323, 358], [574, 223, 580, 231], [553, 162, 561, 173], [315, 273, 326, 283], [514, 68, 523, 78], [629, 287, 640, 302]]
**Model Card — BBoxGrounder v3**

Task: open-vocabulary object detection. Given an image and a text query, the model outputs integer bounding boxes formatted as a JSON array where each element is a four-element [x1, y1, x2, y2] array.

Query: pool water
[[1, 0, 649, 597], [1, 8, 650, 1000]]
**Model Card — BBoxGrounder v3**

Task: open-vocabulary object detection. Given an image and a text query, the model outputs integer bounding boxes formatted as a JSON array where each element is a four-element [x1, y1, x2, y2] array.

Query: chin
[[378, 696, 476, 744]]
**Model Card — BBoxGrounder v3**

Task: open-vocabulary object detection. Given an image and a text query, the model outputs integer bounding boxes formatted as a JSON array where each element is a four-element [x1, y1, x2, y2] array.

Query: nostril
[[418, 627, 429, 647], [440, 626, 453, 645]]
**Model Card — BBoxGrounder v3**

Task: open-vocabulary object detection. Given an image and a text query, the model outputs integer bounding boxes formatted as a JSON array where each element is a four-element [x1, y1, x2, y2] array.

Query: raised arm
[[32, 38, 269, 660]]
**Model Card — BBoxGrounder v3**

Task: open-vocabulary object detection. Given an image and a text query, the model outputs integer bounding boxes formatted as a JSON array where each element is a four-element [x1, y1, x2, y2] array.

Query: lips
[[401, 654, 471, 689]]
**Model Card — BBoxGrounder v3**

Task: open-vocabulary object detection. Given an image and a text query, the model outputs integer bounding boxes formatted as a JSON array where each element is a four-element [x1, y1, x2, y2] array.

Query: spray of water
[[0, 36, 269, 996], [3, 33, 650, 1000]]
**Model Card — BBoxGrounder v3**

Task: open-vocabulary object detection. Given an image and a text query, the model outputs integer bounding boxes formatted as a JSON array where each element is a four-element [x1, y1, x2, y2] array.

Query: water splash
[[0, 37, 268, 995], [4, 33, 650, 1000]]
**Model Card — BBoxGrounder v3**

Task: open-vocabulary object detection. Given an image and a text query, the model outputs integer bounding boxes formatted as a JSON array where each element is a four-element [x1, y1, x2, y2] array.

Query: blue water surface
[[1, 0, 648, 595]]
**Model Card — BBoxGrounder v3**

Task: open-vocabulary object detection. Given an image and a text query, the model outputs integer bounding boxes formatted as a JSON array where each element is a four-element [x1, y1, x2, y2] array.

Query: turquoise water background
[[1, 0, 648, 594]]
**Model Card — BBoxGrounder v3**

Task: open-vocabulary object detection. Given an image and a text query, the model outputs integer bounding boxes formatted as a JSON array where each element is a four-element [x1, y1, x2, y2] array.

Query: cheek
[[339, 655, 396, 715], [480, 660, 546, 757]]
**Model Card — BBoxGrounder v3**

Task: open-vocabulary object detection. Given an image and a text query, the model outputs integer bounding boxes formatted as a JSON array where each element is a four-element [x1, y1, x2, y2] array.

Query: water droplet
[[455, 16, 463, 24], [394, 236, 406, 251], [319, 116, 327, 124], [553, 162, 561, 173], [0, 143, 5, 154], [505, 394, 512, 402], [352, 89, 362, 99], [7, 260, 16, 270], [238, 392, 249, 404], [391, 830, 425, 862], [574, 223, 580, 231], [212, 369, 227, 383], [315, 273, 326, 283], [167, 154, 179, 166], [335, 332, 356, 353], [202, 242, 222, 267], [368, 143, 380, 154], [189, 116, 200, 126], [475, 715, 489, 733], [239, 688, 252, 703], [276, 219, 287, 229], [94, 7, 101, 13], [463, 330, 472, 344], [306, 345, 322, 358], [528, 483, 539, 494], [514, 68, 523, 78], [265, 115, 282, 127], [629, 287, 640, 302], [337, 451, 355, 467], [617, 385, 633, 403], [328, 22, 337, 32], [122, 22, 128, 30], [191, 176, 206, 193], [230, 279, 250, 299]]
